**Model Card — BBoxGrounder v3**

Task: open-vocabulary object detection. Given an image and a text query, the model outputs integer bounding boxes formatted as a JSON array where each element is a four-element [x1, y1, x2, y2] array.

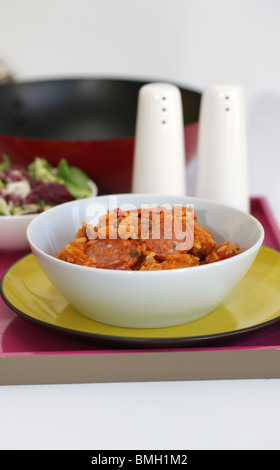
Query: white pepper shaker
[[131, 82, 187, 195], [196, 83, 249, 212]]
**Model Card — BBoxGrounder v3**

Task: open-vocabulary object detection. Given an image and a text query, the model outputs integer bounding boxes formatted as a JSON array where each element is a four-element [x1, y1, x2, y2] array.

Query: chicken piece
[[139, 253, 199, 271], [205, 241, 240, 264], [190, 222, 216, 258], [57, 243, 88, 265]]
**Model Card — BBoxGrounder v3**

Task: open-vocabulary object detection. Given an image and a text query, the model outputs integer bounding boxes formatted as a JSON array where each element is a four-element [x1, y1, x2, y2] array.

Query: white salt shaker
[[196, 83, 249, 212], [131, 82, 187, 195]]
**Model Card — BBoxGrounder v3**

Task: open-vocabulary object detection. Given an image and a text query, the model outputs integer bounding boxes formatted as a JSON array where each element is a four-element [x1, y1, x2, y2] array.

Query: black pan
[[0, 77, 201, 194]]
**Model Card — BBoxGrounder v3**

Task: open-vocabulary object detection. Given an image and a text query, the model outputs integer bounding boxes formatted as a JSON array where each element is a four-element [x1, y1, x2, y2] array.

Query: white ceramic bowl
[[0, 180, 98, 252], [26, 194, 264, 329]]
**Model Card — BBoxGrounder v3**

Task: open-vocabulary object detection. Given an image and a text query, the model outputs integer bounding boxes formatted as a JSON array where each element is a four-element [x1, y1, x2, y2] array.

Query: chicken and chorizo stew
[[57, 205, 240, 270]]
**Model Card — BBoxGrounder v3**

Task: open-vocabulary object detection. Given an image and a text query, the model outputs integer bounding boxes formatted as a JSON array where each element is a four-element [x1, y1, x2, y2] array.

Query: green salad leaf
[[0, 154, 11, 171], [57, 158, 89, 187], [62, 181, 92, 199], [0, 197, 11, 215], [56, 158, 91, 198], [27, 157, 60, 183]]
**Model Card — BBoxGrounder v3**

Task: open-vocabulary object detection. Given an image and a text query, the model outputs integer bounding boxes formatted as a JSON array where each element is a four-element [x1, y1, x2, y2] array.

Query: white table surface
[[1, 378, 280, 450]]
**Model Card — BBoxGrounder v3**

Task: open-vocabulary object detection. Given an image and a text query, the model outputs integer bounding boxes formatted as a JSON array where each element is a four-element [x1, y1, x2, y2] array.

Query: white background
[[1, 0, 280, 450]]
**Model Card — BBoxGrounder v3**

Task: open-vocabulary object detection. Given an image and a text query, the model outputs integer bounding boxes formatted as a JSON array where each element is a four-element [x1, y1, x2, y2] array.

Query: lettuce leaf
[[0, 154, 11, 171]]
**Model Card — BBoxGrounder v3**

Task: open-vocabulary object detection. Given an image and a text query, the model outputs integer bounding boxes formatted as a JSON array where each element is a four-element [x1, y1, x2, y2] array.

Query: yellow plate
[[1, 247, 280, 348]]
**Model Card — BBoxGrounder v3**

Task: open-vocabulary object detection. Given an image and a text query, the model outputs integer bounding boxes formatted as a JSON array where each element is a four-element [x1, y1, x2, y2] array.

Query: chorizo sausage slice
[[85, 238, 142, 270]]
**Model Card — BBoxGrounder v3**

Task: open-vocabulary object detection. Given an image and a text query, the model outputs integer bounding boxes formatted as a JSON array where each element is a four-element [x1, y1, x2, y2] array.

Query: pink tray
[[1, 196, 280, 385]]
